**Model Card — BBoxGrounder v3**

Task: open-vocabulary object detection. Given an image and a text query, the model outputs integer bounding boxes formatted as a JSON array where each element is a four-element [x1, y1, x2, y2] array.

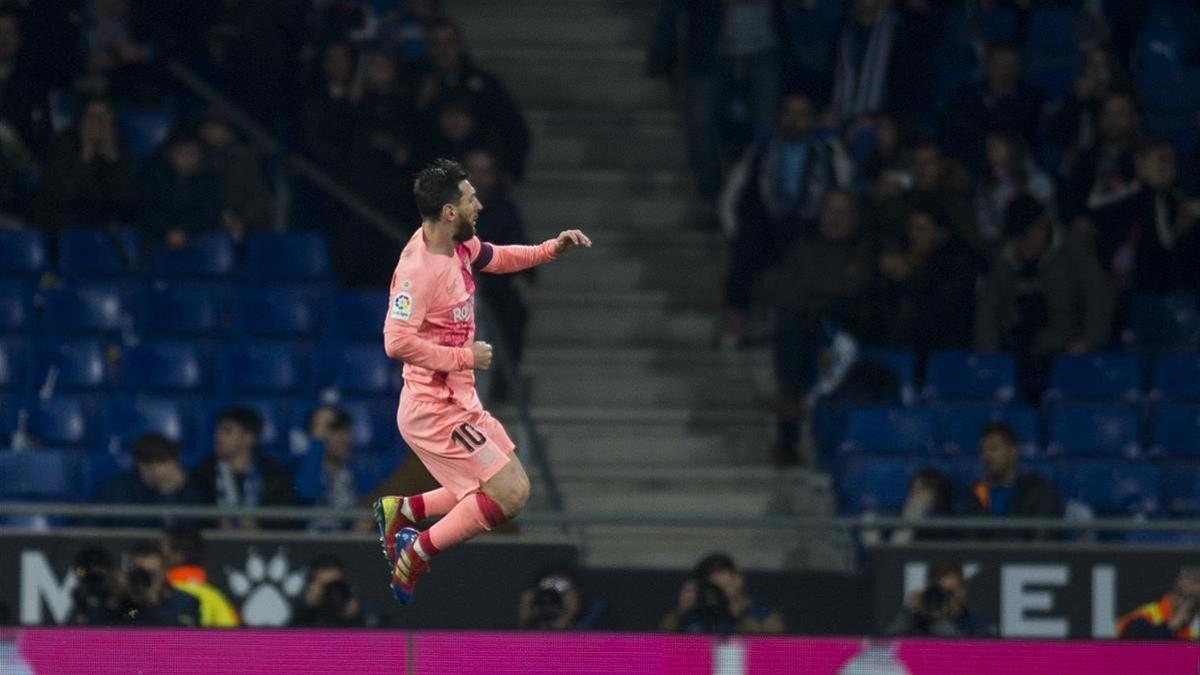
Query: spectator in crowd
[[96, 433, 203, 527], [294, 405, 375, 532], [868, 139, 974, 252], [517, 567, 611, 631], [426, 95, 488, 164], [1090, 136, 1200, 295], [1044, 49, 1127, 177], [1117, 566, 1200, 640], [198, 113, 272, 236], [862, 468, 956, 545], [73, 0, 165, 101], [467, 148, 534, 403], [760, 189, 875, 464], [854, 113, 905, 196], [291, 554, 364, 627], [122, 541, 201, 627], [876, 207, 982, 357], [974, 196, 1113, 398], [191, 407, 295, 530], [973, 132, 1055, 253], [942, 42, 1043, 175], [67, 546, 125, 626], [0, 10, 49, 157], [963, 422, 1063, 538], [1058, 89, 1141, 232], [376, 0, 441, 67], [161, 526, 240, 628], [646, 0, 789, 209], [299, 40, 359, 171], [142, 131, 225, 249], [886, 561, 994, 637], [719, 93, 853, 345], [36, 97, 139, 229], [417, 19, 529, 180], [660, 552, 784, 634]]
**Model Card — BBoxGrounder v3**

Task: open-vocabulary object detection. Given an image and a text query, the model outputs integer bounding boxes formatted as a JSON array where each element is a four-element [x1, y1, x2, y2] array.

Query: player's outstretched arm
[[475, 229, 592, 275]]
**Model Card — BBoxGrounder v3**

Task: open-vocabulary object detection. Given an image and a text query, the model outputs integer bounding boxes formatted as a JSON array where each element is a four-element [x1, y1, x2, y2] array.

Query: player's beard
[[451, 211, 476, 242]]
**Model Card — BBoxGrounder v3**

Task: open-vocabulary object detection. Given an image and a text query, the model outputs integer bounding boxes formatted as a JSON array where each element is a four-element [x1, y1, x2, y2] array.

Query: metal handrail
[[163, 61, 564, 513], [3, 502, 1197, 533]]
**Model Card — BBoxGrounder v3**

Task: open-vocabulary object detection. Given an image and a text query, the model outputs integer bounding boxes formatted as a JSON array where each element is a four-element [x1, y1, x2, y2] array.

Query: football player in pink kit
[[373, 158, 590, 603]]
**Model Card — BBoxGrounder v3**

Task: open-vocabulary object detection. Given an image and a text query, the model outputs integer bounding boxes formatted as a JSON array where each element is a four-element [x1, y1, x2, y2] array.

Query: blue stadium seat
[[1052, 459, 1160, 516], [0, 229, 47, 279], [41, 285, 131, 337], [1124, 294, 1199, 349], [0, 338, 30, 391], [233, 286, 323, 339], [326, 289, 388, 342], [152, 232, 237, 279], [246, 231, 331, 281], [219, 343, 307, 395], [191, 397, 293, 466], [34, 339, 110, 392], [1158, 460, 1200, 516], [1150, 404, 1200, 456], [316, 345, 398, 396], [58, 228, 141, 278], [836, 455, 918, 514], [82, 447, 131, 498], [141, 283, 226, 338], [0, 281, 32, 333], [1025, 9, 1080, 58], [1047, 353, 1143, 403], [933, 403, 1039, 456], [0, 391, 16, 440], [117, 341, 208, 393], [27, 396, 96, 448], [924, 351, 1017, 402], [840, 406, 934, 455], [0, 450, 80, 501], [101, 396, 188, 451], [1047, 404, 1141, 458], [116, 106, 175, 159], [1151, 353, 1200, 401], [860, 348, 916, 404]]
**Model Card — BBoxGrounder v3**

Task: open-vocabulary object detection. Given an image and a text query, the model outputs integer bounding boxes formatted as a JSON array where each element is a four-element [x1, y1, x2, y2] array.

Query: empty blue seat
[[1150, 404, 1200, 456], [1152, 353, 1200, 401], [219, 343, 306, 395], [326, 289, 388, 342], [0, 281, 32, 333], [233, 286, 323, 338], [191, 397, 292, 466], [1053, 459, 1160, 516], [1124, 294, 1199, 349], [836, 455, 918, 514], [860, 348, 916, 404], [1047, 354, 1143, 403], [1025, 9, 1079, 57], [840, 406, 934, 455], [924, 352, 1016, 402], [933, 403, 1039, 456], [316, 345, 398, 396], [58, 228, 141, 278], [141, 283, 226, 337], [101, 396, 188, 450], [152, 232, 236, 279], [0, 229, 47, 279], [246, 231, 331, 281], [27, 396, 96, 448], [1158, 459, 1200, 516], [41, 285, 131, 337], [117, 341, 208, 393], [0, 338, 30, 391], [0, 450, 80, 500], [0, 391, 15, 440], [34, 339, 109, 392], [1048, 404, 1141, 458]]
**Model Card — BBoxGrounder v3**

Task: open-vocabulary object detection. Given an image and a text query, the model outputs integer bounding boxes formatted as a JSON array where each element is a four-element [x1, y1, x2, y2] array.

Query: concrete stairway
[[447, 0, 844, 571]]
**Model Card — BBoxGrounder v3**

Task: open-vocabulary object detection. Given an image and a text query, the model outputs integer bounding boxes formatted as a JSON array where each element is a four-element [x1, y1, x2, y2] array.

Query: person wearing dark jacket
[[142, 132, 224, 249], [190, 407, 295, 530], [963, 422, 1062, 539], [1117, 567, 1200, 640], [1057, 90, 1141, 230], [96, 433, 202, 528], [886, 561, 994, 637]]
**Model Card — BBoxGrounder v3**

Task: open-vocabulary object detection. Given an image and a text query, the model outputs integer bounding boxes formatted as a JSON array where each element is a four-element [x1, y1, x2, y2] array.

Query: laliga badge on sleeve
[[391, 292, 413, 321]]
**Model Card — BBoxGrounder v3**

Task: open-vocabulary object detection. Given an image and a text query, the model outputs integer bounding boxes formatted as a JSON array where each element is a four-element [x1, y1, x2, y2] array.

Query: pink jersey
[[383, 229, 558, 408]]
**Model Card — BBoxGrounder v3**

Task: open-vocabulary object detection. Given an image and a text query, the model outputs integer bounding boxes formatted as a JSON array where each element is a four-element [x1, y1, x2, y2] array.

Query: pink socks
[[418, 492, 508, 559]]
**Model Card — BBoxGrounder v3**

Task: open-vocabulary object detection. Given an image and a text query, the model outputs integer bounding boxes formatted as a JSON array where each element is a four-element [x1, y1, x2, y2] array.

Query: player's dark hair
[[979, 421, 1020, 447], [163, 526, 206, 565], [414, 158, 469, 221], [131, 433, 180, 465], [216, 406, 264, 438]]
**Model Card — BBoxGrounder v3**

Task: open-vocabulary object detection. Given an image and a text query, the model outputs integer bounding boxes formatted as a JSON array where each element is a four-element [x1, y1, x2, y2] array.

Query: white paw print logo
[[225, 548, 306, 626]]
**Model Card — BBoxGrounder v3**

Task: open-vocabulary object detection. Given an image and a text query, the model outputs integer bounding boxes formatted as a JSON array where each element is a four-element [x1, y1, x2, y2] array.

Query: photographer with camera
[[291, 555, 364, 627], [1117, 566, 1200, 640], [122, 541, 201, 626], [659, 552, 784, 634], [67, 547, 126, 625], [886, 560, 994, 637], [516, 568, 610, 630]]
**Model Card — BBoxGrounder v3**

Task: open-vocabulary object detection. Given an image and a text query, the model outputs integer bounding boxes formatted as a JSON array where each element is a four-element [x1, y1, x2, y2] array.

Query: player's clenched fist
[[470, 341, 493, 370]]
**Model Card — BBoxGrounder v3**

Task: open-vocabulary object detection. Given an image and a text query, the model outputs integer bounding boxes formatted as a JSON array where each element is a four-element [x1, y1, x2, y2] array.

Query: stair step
[[534, 253, 721, 292], [528, 304, 715, 347], [517, 190, 690, 232]]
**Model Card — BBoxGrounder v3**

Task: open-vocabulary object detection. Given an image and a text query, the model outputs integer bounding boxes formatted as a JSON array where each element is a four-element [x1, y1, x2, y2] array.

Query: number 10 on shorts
[[451, 423, 487, 453]]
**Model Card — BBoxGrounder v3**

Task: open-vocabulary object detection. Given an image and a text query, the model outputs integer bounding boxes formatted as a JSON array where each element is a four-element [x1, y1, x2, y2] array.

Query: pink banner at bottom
[[4, 628, 1198, 674]]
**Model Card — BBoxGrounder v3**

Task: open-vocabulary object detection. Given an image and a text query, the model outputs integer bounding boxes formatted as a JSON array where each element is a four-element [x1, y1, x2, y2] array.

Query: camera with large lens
[[69, 547, 121, 625], [531, 586, 565, 626], [320, 580, 353, 618]]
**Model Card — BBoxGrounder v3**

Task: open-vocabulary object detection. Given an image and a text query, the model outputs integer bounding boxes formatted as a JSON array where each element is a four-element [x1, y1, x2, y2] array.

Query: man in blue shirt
[[964, 422, 1062, 539]]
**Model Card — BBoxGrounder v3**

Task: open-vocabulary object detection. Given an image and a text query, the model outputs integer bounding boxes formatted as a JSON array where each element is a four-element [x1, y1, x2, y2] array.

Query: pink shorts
[[396, 392, 515, 500]]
